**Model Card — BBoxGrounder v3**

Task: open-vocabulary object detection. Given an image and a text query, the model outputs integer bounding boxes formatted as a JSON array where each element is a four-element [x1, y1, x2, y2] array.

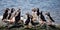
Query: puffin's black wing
[[37, 8, 40, 16], [40, 11, 46, 21], [49, 16, 55, 22]]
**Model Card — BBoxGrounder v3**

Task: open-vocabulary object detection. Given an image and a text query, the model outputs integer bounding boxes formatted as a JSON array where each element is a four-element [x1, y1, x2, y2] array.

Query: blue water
[[0, 0, 60, 24]]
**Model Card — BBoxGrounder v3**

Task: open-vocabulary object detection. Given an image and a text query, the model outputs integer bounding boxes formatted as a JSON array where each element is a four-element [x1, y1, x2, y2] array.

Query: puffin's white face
[[21, 17, 24, 20], [32, 11, 37, 13], [32, 11, 37, 15], [8, 10, 11, 13], [25, 15, 28, 19]]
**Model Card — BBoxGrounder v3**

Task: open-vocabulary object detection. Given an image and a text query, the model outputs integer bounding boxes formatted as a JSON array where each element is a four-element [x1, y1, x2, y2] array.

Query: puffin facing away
[[40, 11, 46, 22], [45, 12, 55, 22], [15, 9, 21, 25], [8, 8, 15, 20], [2, 8, 10, 20], [36, 8, 40, 16], [25, 12, 30, 25]]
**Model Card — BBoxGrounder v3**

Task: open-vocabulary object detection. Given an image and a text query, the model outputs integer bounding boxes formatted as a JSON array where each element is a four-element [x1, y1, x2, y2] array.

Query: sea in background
[[0, 0, 60, 26]]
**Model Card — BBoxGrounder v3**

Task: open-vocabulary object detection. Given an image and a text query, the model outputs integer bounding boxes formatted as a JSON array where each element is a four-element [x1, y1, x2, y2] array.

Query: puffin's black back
[[15, 12, 20, 21], [40, 11, 46, 21], [46, 12, 55, 22], [37, 8, 40, 16], [15, 9, 21, 25], [25, 14, 30, 25], [2, 8, 9, 20], [8, 8, 15, 19], [48, 15, 55, 22]]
